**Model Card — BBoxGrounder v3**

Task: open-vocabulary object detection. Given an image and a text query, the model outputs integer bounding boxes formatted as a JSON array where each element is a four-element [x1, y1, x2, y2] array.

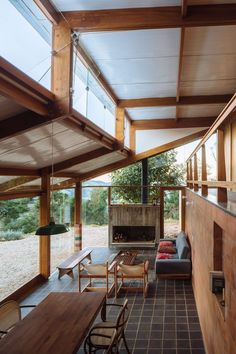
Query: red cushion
[[156, 253, 172, 259], [159, 241, 174, 247], [158, 245, 176, 254]]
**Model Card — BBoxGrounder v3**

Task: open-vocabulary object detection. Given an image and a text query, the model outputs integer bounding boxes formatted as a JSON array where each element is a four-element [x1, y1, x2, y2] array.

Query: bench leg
[[58, 268, 74, 280]]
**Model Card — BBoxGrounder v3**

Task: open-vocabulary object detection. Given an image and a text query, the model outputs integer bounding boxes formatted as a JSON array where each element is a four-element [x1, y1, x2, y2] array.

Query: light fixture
[[36, 122, 69, 236]]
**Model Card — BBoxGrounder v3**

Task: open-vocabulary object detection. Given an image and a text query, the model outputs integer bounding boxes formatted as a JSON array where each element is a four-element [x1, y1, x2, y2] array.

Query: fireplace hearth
[[109, 204, 160, 248], [113, 226, 155, 243]]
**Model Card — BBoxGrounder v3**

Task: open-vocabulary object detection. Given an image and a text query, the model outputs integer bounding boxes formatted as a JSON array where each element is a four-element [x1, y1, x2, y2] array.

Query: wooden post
[[201, 144, 208, 196], [193, 154, 199, 191], [180, 188, 186, 232], [130, 125, 136, 151], [39, 174, 50, 279], [52, 19, 73, 114], [74, 181, 82, 251], [159, 188, 164, 239], [186, 162, 189, 187], [115, 107, 125, 144], [217, 129, 227, 203], [141, 158, 148, 204], [189, 159, 193, 189]]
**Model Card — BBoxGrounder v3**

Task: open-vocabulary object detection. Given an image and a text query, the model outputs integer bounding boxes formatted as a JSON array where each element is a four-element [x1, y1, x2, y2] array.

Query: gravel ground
[[0, 222, 178, 301]]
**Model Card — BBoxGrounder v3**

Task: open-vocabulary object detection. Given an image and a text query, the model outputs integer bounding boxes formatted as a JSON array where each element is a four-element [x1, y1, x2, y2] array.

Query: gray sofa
[[155, 231, 192, 279]]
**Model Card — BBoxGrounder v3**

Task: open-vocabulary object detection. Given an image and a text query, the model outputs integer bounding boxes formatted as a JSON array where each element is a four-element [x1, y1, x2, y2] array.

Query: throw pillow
[[156, 253, 172, 259], [159, 241, 174, 247], [158, 245, 176, 254]]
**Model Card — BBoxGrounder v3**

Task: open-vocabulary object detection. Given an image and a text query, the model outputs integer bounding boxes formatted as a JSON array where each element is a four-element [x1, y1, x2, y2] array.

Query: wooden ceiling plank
[[118, 95, 232, 108], [132, 117, 215, 130], [77, 129, 207, 181], [0, 177, 39, 192], [63, 5, 236, 32], [176, 28, 185, 104], [33, 0, 60, 25]]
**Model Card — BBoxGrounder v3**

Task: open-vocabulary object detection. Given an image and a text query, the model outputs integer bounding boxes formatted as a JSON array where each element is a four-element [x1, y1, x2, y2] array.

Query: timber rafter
[[63, 4, 236, 32], [132, 117, 215, 130]]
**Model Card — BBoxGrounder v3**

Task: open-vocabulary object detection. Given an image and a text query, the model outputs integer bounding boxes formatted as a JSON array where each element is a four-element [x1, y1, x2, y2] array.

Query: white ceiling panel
[[136, 128, 205, 154], [182, 54, 236, 82], [80, 29, 181, 60], [178, 103, 226, 118], [180, 80, 236, 96], [65, 152, 125, 174], [52, 0, 180, 11], [96, 57, 179, 85], [111, 82, 177, 99], [184, 26, 236, 56], [0, 123, 101, 169], [127, 107, 176, 120]]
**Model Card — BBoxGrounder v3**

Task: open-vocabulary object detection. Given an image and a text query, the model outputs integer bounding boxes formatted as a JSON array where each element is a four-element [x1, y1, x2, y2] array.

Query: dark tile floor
[[22, 248, 205, 354]]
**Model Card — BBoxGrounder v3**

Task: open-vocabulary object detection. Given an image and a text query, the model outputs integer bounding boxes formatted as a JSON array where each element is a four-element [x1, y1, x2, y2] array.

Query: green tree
[[111, 150, 184, 203], [83, 188, 108, 225]]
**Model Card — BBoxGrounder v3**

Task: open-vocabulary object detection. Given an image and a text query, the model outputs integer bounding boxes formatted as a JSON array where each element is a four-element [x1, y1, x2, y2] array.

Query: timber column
[[39, 174, 51, 278], [74, 181, 82, 251]]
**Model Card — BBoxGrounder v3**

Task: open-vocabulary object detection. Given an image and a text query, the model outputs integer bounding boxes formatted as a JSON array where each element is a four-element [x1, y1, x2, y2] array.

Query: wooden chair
[[84, 299, 130, 354], [79, 261, 116, 297], [0, 300, 35, 338], [115, 260, 149, 298]]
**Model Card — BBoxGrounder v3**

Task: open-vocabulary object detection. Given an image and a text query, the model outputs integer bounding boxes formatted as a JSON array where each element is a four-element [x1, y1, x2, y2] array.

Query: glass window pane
[[205, 133, 217, 180]]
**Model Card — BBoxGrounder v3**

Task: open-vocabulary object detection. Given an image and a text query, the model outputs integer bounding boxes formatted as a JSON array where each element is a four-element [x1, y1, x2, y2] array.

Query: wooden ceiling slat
[[132, 117, 215, 130], [63, 4, 236, 32], [119, 95, 232, 108]]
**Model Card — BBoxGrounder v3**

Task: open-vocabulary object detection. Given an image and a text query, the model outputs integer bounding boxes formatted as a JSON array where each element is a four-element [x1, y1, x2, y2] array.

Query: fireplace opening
[[112, 226, 155, 243]]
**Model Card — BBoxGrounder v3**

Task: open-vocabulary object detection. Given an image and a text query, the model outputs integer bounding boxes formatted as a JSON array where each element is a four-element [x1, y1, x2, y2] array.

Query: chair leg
[[122, 331, 131, 354]]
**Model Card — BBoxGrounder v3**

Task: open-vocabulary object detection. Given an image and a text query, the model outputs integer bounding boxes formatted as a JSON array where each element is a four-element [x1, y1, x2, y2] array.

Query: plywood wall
[[185, 189, 236, 354]]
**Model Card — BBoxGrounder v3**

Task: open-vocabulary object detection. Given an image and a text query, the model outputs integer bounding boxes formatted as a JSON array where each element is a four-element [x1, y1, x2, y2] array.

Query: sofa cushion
[[176, 232, 190, 259], [158, 245, 176, 254], [159, 241, 174, 247], [156, 253, 173, 260]]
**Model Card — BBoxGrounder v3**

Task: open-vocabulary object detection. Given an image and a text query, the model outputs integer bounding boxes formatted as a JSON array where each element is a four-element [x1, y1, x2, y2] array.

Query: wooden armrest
[[108, 261, 117, 272]]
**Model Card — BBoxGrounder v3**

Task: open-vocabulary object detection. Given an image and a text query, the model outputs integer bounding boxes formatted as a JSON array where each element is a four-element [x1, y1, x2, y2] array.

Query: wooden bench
[[57, 248, 92, 279]]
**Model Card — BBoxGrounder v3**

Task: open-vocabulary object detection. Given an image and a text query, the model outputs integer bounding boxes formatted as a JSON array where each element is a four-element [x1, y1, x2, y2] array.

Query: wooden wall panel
[[186, 189, 236, 354]]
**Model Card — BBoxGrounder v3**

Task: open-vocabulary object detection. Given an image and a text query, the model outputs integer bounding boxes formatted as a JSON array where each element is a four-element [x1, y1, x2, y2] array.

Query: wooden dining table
[[0, 292, 106, 354]]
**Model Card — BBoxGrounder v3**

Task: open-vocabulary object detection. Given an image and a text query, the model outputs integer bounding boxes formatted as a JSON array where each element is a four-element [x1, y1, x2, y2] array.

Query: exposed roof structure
[[0, 0, 236, 194]]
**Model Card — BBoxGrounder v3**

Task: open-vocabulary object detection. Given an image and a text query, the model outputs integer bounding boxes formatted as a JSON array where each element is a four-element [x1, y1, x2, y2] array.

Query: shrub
[[0, 230, 24, 241]]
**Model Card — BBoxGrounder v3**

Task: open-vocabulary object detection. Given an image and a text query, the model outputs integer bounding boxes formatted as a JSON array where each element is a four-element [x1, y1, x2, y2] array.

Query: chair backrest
[[116, 299, 129, 337], [119, 263, 145, 276], [83, 263, 108, 275], [0, 300, 21, 336]]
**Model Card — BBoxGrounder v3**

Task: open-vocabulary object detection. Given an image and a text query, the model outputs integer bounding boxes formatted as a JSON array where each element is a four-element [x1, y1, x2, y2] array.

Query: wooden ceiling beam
[[63, 109, 122, 150], [0, 111, 65, 142], [0, 57, 54, 103], [77, 129, 207, 181], [181, 0, 188, 18], [119, 95, 232, 108], [0, 77, 51, 116], [0, 177, 39, 192], [63, 4, 236, 32], [0, 168, 40, 176], [33, 0, 60, 25], [41, 147, 112, 174], [132, 117, 215, 130], [0, 190, 41, 201]]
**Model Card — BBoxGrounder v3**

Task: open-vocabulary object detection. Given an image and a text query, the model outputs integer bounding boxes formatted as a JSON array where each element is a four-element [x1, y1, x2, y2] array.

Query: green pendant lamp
[[36, 122, 69, 236]]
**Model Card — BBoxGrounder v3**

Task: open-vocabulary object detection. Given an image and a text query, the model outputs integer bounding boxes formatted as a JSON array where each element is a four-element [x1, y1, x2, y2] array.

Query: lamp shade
[[35, 218, 69, 236]]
